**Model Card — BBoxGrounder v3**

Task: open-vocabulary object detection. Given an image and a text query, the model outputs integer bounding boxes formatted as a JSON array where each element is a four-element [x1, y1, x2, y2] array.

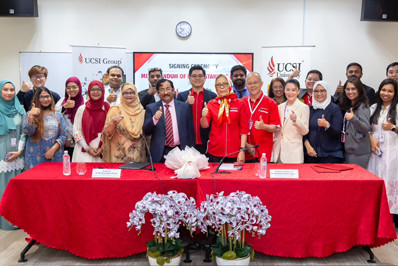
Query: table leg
[[364, 245, 376, 263], [18, 239, 37, 263]]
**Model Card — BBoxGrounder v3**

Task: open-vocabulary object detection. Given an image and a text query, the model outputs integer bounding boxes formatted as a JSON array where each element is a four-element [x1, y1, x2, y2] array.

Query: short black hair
[[386, 62, 398, 76], [346, 62, 362, 72], [106, 65, 124, 75], [230, 65, 247, 77], [148, 67, 163, 76], [306, 70, 323, 81], [285, 79, 300, 89], [189, 65, 206, 76], [156, 79, 174, 91]]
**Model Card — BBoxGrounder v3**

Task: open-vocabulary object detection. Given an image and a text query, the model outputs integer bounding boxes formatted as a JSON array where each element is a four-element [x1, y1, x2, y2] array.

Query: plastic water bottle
[[63, 151, 71, 176], [259, 153, 267, 179]]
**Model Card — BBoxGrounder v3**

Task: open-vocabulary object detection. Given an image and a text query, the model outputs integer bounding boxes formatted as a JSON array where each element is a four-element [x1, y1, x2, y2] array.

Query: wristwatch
[[392, 126, 396, 132]]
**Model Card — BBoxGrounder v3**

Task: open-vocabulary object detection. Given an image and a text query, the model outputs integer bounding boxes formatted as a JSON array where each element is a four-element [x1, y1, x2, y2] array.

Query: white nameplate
[[92, 169, 121, 178], [270, 169, 299, 179]]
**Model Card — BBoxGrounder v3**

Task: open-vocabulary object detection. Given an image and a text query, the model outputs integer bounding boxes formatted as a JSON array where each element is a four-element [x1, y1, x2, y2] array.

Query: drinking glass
[[76, 162, 87, 175]]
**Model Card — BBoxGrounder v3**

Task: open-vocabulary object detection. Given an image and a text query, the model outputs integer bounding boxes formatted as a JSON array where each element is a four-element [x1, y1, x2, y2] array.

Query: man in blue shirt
[[231, 65, 249, 98]]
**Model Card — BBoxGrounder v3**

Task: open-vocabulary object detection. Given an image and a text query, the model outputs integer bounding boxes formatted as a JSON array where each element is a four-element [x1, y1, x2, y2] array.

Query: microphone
[[141, 134, 155, 172], [214, 145, 259, 174]]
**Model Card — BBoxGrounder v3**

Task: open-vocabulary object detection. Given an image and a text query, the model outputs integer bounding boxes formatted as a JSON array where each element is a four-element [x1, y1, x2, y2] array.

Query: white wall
[[0, 0, 397, 91]]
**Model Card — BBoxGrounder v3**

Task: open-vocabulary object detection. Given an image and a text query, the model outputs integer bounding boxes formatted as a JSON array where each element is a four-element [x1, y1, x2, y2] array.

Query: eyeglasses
[[66, 86, 79, 90], [190, 74, 204, 79], [247, 81, 261, 86], [215, 82, 229, 88], [122, 91, 135, 96], [345, 88, 357, 92], [90, 88, 102, 92], [32, 75, 46, 80], [314, 89, 327, 94], [158, 87, 173, 93], [39, 95, 51, 100]]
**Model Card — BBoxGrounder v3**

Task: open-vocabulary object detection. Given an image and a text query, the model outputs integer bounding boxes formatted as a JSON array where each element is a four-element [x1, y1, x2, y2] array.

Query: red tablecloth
[[0, 162, 396, 259]]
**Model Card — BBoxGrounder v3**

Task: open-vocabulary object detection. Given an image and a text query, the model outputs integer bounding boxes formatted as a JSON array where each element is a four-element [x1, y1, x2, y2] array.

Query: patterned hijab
[[0, 80, 25, 135], [312, 81, 332, 110], [62, 77, 84, 123], [82, 81, 110, 145], [215, 75, 238, 125], [111, 83, 145, 138]]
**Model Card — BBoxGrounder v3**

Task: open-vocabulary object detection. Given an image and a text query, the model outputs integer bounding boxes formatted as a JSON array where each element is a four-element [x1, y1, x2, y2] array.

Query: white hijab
[[312, 81, 331, 110]]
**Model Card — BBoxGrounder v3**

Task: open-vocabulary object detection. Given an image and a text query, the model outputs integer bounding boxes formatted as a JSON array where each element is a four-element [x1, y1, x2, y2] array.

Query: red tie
[[165, 104, 174, 146]]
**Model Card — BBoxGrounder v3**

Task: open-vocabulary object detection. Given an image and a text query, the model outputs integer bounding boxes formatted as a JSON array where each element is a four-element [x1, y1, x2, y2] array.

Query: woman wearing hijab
[[367, 79, 398, 225], [72, 81, 110, 162], [55, 77, 85, 157], [273, 79, 309, 163], [0, 80, 26, 230], [102, 83, 147, 163], [303, 81, 344, 163], [23, 87, 68, 170], [200, 74, 249, 163]]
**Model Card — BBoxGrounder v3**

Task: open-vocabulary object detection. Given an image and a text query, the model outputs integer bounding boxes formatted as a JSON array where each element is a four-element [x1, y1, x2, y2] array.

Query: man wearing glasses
[[17, 65, 61, 112], [104, 65, 124, 106], [143, 79, 194, 163], [138, 67, 163, 109], [299, 70, 323, 106], [177, 65, 217, 154]]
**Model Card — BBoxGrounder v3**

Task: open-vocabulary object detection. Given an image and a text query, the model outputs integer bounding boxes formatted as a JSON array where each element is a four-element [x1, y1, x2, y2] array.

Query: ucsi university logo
[[266, 56, 303, 78], [78, 53, 84, 64]]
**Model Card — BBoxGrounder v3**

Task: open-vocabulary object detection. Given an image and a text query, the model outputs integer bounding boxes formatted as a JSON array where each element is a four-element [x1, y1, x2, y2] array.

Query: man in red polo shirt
[[243, 72, 280, 162]]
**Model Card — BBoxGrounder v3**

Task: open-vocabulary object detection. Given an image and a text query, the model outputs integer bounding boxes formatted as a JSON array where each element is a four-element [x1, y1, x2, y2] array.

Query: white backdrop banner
[[72, 46, 126, 96], [261, 46, 314, 91], [133, 52, 253, 93]]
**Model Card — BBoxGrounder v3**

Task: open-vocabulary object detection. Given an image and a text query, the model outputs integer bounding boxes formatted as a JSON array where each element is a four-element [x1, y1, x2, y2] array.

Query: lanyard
[[248, 94, 265, 120]]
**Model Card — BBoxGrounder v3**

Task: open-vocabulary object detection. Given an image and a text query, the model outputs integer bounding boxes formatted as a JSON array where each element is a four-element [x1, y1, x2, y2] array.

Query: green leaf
[[236, 245, 252, 258], [156, 257, 165, 266], [146, 240, 157, 249]]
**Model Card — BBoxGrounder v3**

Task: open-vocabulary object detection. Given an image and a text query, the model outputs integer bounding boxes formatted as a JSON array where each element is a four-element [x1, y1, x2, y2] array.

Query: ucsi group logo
[[266, 56, 303, 78], [78, 53, 122, 65]]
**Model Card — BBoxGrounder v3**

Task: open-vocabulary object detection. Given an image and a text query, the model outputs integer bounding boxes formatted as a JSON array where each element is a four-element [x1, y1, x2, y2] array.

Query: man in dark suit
[[177, 65, 217, 154], [138, 67, 163, 109], [143, 79, 194, 163], [333, 62, 376, 105]]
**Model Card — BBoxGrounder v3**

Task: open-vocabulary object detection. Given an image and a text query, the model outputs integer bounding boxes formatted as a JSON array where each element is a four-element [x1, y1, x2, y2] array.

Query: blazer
[[344, 103, 371, 155], [273, 99, 309, 163], [176, 89, 217, 146], [138, 89, 156, 109], [143, 100, 194, 163]]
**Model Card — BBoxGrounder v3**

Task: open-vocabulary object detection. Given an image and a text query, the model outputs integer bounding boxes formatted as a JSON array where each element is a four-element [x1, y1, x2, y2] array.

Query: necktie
[[165, 104, 174, 146]]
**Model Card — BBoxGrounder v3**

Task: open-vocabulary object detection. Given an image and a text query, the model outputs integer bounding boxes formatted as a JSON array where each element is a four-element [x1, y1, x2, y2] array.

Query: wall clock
[[176, 21, 192, 38]]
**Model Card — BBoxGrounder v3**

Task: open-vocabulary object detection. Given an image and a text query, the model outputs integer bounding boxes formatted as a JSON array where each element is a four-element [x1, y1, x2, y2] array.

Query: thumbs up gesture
[[290, 110, 297, 123], [201, 102, 208, 117], [317, 114, 329, 128], [254, 115, 266, 130], [21, 81, 32, 93], [107, 90, 117, 103], [335, 80, 344, 96], [186, 91, 195, 105], [291, 65, 301, 78], [63, 94, 75, 109], [154, 106, 163, 121], [29, 103, 41, 117], [112, 110, 124, 124], [345, 108, 354, 121], [382, 117, 395, 131]]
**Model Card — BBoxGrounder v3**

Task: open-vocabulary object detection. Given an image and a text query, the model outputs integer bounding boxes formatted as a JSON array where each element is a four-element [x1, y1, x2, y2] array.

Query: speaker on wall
[[361, 0, 398, 21], [0, 0, 38, 17]]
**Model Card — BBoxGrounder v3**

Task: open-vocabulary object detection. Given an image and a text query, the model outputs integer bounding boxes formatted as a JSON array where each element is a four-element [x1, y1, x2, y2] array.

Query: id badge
[[379, 133, 385, 143], [341, 132, 346, 143], [249, 120, 253, 130]]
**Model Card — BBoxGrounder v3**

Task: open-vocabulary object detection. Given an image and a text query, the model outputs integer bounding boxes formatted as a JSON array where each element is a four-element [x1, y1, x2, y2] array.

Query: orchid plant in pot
[[127, 191, 199, 266], [198, 191, 271, 266]]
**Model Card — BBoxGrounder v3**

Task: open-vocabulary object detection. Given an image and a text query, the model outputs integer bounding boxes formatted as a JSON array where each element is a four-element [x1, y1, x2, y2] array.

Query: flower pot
[[147, 253, 182, 266], [216, 255, 250, 266]]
